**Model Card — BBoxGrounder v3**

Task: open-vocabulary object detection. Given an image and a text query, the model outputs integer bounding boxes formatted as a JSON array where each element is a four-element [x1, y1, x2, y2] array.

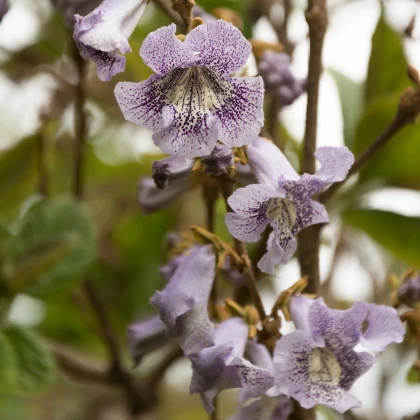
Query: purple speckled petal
[[86, 46, 126, 82], [290, 295, 314, 332], [140, 24, 198, 75], [247, 137, 299, 188], [360, 304, 405, 352], [137, 176, 189, 214], [274, 331, 361, 413], [226, 184, 279, 242], [314, 146, 354, 183], [185, 20, 251, 76], [308, 298, 368, 348], [152, 155, 194, 189], [127, 316, 168, 366], [229, 395, 292, 420], [150, 246, 216, 354], [214, 76, 265, 149], [190, 318, 273, 413]]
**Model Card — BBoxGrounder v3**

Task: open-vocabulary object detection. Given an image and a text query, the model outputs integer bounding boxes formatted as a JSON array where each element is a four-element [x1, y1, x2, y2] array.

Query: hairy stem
[[297, 0, 327, 295]]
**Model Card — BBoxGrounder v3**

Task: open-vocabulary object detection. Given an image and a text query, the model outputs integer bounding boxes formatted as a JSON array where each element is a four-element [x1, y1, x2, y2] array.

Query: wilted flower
[[225, 138, 354, 274], [189, 317, 274, 413], [74, 0, 148, 81], [127, 316, 169, 366], [258, 51, 306, 108], [115, 21, 264, 158], [398, 272, 420, 308], [150, 245, 216, 354], [0, 0, 9, 23], [201, 144, 234, 176], [273, 297, 405, 412]]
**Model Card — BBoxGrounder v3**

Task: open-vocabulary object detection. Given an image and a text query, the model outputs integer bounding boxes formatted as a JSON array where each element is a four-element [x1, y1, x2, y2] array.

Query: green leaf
[[354, 96, 420, 189], [343, 209, 420, 268], [6, 198, 97, 296], [2, 326, 55, 396], [365, 13, 409, 105], [0, 332, 17, 393], [329, 69, 364, 150]]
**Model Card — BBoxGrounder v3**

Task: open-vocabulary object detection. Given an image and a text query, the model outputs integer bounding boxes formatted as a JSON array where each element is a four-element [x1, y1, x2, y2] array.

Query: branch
[[297, 0, 327, 296], [320, 87, 420, 203]]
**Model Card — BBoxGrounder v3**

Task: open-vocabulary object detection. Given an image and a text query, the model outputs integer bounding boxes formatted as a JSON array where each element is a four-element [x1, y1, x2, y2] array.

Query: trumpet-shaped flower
[[225, 138, 354, 273], [74, 0, 148, 81], [115, 21, 264, 158], [273, 297, 405, 413]]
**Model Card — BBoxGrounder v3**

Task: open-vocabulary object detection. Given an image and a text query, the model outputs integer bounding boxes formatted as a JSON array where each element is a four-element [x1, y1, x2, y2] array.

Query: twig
[[297, 0, 327, 295], [153, 0, 185, 28]]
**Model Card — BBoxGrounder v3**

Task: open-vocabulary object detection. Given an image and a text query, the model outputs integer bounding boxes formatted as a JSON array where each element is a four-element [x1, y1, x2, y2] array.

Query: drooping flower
[[258, 51, 306, 108], [273, 297, 405, 413], [225, 137, 354, 274], [74, 0, 148, 81], [127, 316, 169, 366], [189, 317, 274, 413], [398, 272, 420, 308], [115, 21, 264, 158], [150, 245, 216, 354]]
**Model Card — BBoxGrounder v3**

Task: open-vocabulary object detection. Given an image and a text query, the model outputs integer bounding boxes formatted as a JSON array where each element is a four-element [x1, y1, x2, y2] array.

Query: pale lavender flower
[[127, 316, 169, 366], [398, 273, 420, 307], [74, 0, 148, 81], [201, 144, 234, 176], [258, 51, 306, 108], [273, 297, 405, 413], [115, 21, 264, 158], [225, 138, 354, 274], [150, 246, 216, 354], [0, 0, 9, 23], [189, 317, 274, 413]]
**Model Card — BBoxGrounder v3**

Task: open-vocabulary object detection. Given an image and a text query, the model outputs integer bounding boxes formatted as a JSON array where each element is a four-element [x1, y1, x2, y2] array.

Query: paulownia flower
[[189, 317, 274, 413], [127, 316, 169, 366], [115, 20, 264, 158], [273, 297, 405, 413], [258, 51, 306, 108], [150, 245, 216, 354], [225, 137, 354, 274], [74, 0, 148, 81]]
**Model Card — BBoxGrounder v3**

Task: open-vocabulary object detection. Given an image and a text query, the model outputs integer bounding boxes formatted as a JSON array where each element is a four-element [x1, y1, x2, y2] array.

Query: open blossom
[[258, 51, 306, 108], [115, 21, 264, 158], [189, 318, 274, 413], [225, 138, 354, 274], [273, 297, 405, 413], [74, 0, 148, 81], [150, 245, 216, 354]]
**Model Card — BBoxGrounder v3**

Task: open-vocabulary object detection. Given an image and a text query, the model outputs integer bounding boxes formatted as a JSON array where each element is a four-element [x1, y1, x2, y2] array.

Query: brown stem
[[36, 125, 49, 197], [153, 0, 185, 28], [320, 115, 408, 203], [73, 45, 87, 200], [217, 175, 267, 321], [297, 0, 327, 296]]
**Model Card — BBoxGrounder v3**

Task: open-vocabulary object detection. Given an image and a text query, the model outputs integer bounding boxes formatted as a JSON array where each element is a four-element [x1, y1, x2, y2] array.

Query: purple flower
[[225, 138, 354, 274], [150, 245, 216, 354], [0, 0, 9, 23], [189, 318, 274, 413], [115, 21, 264, 158], [273, 297, 405, 413], [201, 144, 234, 176], [258, 51, 306, 108], [398, 273, 420, 308], [74, 0, 148, 81], [127, 316, 169, 366]]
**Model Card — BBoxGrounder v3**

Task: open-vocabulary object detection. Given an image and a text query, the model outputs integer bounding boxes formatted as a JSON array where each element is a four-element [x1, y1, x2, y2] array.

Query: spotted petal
[[226, 184, 279, 242], [150, 246, 216, 354], [185, 20, 252, 76]]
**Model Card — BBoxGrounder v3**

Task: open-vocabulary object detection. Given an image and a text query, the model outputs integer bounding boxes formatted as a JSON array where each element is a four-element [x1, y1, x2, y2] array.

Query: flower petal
[[290, 295, 314, 332], [127, 316, 169, 366], [360, 304, 405, 352], [185, 20, 251, 76], [150, 245, 216, 354], [86, 46, 126, 82], [226, 184, 278, 242], [214, 76, 264, 149], [247, 137, 299, 188], [140, 24, 198, 75], [314, 146, 354, 183], [201, 144, 234, 176], [152, 155, 194, 189]]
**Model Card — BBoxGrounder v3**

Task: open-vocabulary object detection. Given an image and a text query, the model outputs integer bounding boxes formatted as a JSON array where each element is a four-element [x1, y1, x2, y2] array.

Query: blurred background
[[0, 0, 419, 419]]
